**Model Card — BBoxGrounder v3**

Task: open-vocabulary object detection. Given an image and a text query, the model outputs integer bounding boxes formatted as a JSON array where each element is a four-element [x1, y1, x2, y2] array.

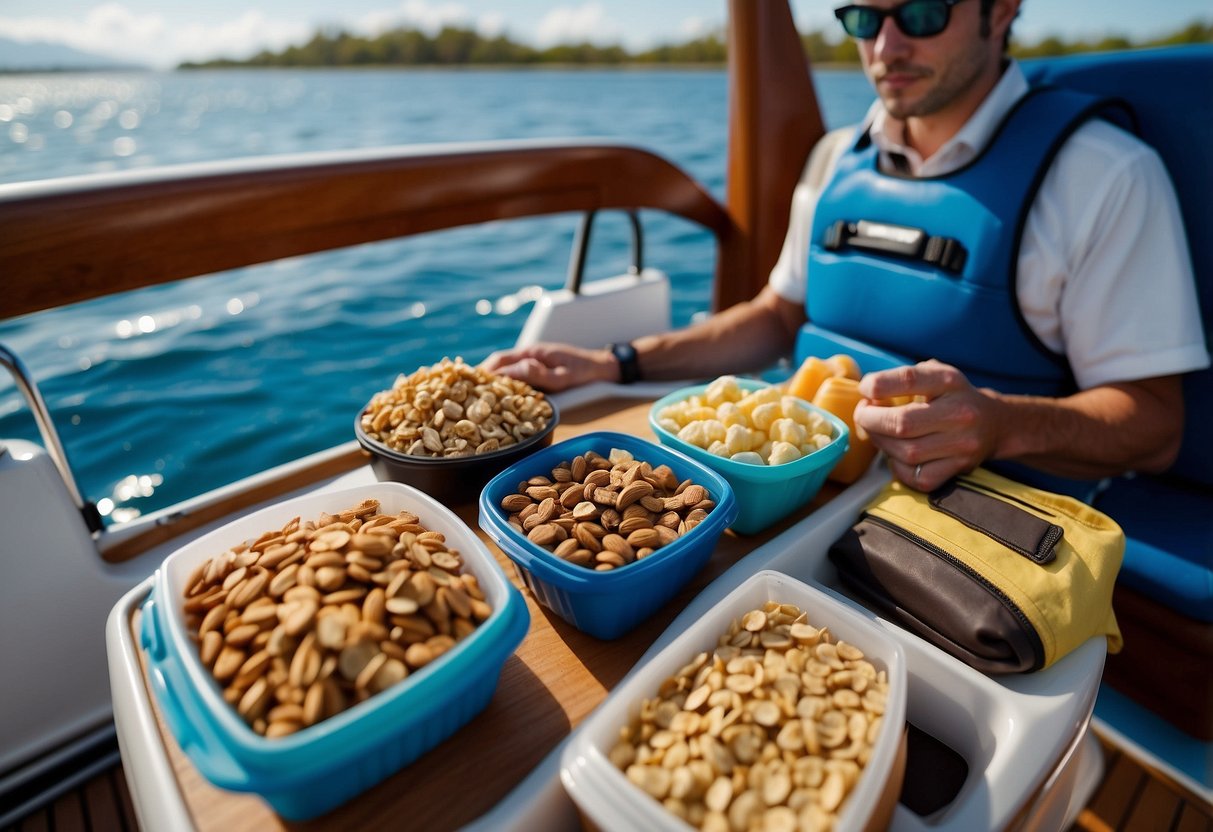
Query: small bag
[[828, 467, 1124, 673]]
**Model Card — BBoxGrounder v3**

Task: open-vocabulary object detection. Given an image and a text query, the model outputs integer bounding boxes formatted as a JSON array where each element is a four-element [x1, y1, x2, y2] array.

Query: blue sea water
[[0, 68, 874, 521]]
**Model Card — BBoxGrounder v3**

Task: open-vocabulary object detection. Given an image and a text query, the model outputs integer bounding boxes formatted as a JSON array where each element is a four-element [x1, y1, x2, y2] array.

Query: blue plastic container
[[479, 431, 738, 640], [649, 379, 849, 535], [140, 483, 529, 820]]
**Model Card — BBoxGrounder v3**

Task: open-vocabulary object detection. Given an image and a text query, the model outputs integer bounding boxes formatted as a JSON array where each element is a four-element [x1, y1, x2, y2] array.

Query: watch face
[[610, 342, 640, 384]]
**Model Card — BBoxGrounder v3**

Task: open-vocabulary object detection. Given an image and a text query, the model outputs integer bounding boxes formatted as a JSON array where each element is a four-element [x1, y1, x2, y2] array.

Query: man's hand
[[854, 358, 1186, 489], [481, 343, 619, 392], [854, 359, 1002, 491]]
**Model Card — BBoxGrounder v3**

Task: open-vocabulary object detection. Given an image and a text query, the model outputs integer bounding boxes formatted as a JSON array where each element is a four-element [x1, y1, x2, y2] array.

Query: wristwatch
[[606, 341, 642, 385]]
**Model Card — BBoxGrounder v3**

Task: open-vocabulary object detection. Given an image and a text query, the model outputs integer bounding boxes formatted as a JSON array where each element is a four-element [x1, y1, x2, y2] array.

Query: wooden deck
[[7, 766, 137, 832], [6, 730, 1208, 832], [1069, 732, 1213, 832]]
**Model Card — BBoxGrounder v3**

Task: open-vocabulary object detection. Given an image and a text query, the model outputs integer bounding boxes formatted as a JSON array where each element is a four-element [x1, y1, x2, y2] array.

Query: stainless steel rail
[[0, 343, 102, 532]]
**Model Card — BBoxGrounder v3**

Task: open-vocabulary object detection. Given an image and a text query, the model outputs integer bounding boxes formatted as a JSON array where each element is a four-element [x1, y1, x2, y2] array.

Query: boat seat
[[1024, 46, 1213, 739]]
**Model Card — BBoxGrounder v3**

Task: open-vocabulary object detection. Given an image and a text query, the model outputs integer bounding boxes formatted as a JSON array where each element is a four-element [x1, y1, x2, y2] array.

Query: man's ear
[[990, 0, 1021, 44]]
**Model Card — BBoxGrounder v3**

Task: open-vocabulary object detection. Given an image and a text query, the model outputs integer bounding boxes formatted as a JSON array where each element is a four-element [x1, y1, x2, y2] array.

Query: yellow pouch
[[829, 467, 1123, 673]]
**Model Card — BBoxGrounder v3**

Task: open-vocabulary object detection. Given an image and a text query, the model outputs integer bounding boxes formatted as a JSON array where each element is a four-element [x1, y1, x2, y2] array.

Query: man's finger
[[854, 397, 935, 440], [858, 360, 965, 401]]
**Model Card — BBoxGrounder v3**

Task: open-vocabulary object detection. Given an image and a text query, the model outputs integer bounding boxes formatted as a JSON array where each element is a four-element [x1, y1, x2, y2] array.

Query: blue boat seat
[[1025, 46, 1213, 623]]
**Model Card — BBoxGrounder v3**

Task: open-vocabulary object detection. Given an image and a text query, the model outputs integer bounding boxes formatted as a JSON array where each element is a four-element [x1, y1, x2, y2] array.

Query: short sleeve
[[1018, 120, 1209, 390]]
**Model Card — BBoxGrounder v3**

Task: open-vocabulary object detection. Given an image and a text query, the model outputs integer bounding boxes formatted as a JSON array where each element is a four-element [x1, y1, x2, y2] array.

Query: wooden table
[[129, 395, 844, 831]]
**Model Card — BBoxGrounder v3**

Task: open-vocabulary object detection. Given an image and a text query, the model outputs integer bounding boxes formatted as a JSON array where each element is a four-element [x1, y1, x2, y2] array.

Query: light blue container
[[649, 379, 849, 535], [479, 431, 738, 640], [139, 482, 529, 821]]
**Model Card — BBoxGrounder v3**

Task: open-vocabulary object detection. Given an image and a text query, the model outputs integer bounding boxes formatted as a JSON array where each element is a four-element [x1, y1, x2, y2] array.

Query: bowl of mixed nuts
[[560, 569, 907, 832], [141, 482, 529, 820], [356, 356, 559, 504], [478, 431, 738, 640]]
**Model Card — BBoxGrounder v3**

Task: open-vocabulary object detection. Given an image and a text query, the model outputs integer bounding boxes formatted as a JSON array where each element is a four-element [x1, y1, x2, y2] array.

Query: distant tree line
[[1008, 21, 1212, 58], [179, 27, 726, 68], [179, 21, 1211, 69]]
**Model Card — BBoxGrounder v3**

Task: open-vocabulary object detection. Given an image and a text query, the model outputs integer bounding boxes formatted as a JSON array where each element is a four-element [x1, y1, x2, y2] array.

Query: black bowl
[[354, 400, 560, 505]]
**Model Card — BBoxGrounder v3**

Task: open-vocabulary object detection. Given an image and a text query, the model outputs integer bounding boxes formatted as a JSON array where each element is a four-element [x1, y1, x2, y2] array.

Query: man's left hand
[[854, 359, 1003, 491]]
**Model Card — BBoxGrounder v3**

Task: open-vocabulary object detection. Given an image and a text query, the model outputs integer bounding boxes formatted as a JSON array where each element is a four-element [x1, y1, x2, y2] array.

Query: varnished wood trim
[[0, 142, 731, 320], [718, 0, 825, 310]]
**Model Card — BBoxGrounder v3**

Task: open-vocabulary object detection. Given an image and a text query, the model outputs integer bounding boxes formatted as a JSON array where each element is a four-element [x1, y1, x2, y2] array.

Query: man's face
[[855, 0, 1006, 121]]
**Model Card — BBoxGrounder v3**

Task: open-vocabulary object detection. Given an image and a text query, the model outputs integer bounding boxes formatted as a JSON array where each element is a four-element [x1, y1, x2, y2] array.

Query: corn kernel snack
[[656, 376, 833, 466]]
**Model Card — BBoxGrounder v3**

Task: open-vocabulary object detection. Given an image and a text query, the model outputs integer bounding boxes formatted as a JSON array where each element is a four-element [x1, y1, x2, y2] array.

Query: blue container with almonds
[[478, 431, 737, 639]]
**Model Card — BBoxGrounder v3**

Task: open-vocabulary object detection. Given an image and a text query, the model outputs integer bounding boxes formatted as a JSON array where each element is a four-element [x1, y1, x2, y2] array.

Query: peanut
[[609, 601, 891, 830], [360, 357, 553, 458], [181, 499, 491, 738]]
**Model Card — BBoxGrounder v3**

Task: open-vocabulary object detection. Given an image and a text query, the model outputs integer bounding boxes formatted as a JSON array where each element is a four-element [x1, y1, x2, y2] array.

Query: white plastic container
[[561, 569, 907, 832]]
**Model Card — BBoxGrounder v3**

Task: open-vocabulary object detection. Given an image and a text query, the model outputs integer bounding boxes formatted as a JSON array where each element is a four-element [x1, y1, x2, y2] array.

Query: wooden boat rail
[[0, 2, 823, 326], [0, 141, 731, 322]]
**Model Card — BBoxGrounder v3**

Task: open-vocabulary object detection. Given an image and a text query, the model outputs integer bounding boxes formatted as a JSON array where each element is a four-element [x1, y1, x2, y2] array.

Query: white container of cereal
[[561, 569, 907, 832]]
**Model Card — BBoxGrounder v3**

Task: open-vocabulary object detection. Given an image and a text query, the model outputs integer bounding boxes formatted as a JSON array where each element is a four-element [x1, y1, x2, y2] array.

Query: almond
[[617, 480, 654, 510], [626, 528, 663, 550]]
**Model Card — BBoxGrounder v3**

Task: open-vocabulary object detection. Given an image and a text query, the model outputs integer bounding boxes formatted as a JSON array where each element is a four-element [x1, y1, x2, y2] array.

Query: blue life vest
[[796, 85, 1125, 397]]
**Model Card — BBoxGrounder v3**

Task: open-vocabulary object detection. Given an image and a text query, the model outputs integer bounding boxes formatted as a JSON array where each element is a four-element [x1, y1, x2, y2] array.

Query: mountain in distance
[[0, 37, 148, 71]]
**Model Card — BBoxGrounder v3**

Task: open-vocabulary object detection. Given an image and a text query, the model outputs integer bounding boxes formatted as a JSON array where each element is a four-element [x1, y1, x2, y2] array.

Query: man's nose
[[873, 14, 912, 62]]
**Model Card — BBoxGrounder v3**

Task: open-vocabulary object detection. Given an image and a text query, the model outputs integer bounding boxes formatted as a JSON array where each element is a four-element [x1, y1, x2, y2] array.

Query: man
[[484, 0, 1208, 493]]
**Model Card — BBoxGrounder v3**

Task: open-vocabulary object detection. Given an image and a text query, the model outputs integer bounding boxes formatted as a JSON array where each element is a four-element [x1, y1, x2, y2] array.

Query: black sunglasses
[[834, 0, 972, 39]]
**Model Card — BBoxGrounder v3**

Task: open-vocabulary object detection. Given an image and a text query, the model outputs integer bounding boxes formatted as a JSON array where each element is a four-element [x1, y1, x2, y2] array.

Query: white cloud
[[676, 15, 722, 41], [791, 3, 838, 36], [0, 4, 309, 68], [477, 12, 506, 39], [534, 2, 623, 47], [0, 3, 159, 58], [399, 0, 473, 33], [173, 12, 311, 64], [355, 1, 504, 39], [0, 0, 641, 68]]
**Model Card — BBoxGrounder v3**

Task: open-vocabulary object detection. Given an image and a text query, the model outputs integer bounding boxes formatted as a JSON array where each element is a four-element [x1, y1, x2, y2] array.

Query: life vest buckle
[[824, 219, 967, 275]]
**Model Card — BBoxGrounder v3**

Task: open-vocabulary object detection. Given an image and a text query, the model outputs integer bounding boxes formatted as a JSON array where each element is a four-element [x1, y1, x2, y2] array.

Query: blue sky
[[0, 0, 1209, 69]]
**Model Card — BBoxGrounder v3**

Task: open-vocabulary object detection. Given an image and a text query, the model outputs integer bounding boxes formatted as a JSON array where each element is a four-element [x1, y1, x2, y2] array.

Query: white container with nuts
[[561, 570, 906, 832], [141, 482, 529, 820]]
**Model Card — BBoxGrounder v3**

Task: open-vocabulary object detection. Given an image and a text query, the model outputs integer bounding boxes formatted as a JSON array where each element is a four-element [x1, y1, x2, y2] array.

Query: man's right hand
[[481, 343, 620, 392]]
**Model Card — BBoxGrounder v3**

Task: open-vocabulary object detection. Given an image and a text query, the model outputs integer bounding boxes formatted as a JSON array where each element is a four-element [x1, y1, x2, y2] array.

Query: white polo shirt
[[768, 61, 1210, 389]]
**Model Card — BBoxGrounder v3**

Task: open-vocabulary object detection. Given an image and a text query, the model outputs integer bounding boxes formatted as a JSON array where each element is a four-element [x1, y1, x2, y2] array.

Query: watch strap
[[607, 342, 642, 385]]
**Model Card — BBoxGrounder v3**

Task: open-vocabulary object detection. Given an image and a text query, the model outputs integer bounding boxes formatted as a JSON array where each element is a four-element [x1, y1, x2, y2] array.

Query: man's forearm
[[630, 287, 804, 380], [989, 377, 1184, 478]]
